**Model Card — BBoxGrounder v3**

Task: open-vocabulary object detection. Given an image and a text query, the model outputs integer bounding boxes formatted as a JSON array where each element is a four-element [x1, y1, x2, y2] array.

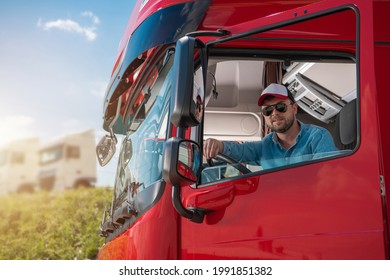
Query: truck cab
[[39, 130, 97, 191], [97, 0, 390, 259], [0, 138, 40, 195]]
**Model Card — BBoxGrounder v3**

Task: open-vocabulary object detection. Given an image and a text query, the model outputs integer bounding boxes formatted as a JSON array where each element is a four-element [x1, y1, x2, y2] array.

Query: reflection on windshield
[[113, 53, 173, 210]]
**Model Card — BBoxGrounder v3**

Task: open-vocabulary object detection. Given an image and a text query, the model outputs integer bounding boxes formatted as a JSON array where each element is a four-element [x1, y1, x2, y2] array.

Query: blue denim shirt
[[222, 122, 338, 169]]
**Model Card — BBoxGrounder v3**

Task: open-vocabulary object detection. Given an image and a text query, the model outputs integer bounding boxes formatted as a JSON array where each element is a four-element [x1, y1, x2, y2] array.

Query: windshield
[[40, 145, 63, 165], [103, 1, 209, 124], [112, 51, 173, 210]]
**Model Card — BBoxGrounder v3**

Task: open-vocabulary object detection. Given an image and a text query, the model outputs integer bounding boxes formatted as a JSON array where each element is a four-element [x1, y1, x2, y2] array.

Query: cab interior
[[203, 57, 357, 149], [200, 56, 357, 182]]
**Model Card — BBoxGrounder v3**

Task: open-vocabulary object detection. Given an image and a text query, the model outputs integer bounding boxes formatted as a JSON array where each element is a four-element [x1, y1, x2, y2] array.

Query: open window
[[198, 7, 358, 184]]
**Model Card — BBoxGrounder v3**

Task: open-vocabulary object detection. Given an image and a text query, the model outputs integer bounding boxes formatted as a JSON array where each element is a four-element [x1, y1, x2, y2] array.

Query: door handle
[[183, 184, 235, 211]]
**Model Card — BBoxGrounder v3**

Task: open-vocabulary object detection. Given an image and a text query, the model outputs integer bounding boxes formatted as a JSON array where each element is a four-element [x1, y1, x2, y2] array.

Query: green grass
[[0, 187, 112, 260]]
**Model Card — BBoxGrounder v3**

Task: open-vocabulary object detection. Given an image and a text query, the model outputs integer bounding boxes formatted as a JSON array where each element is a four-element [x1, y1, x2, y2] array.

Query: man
[[203, 83, 338, 169]]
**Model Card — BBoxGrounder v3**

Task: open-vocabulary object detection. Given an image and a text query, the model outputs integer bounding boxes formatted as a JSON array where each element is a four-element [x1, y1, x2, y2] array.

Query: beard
[[268, 115, 295, 133]]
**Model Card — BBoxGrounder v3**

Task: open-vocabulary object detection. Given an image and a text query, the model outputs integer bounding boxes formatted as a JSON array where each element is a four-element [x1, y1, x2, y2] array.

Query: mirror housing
[[96, 129, 118, 166], [163, 137, 205, 223], [170, 36, 206, 127], [163, 137, 201, 186]]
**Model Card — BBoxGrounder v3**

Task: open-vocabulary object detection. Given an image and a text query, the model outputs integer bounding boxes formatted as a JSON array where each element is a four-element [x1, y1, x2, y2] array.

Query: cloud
[[38, 18, 97, 41], [82, 11, 101, 25], [37, 11, 100, 41]]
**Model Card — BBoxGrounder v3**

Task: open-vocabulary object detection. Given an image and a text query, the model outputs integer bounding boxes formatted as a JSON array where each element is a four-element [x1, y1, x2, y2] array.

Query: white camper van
[[0, 138, 40, 195], [38, 130, 97, 191]]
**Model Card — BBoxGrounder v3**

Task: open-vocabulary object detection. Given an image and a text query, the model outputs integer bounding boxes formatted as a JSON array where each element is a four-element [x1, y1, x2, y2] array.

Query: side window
[[39, 146, 63, 165], [200, 9, 357, 184], [66, 146, 80, 159]]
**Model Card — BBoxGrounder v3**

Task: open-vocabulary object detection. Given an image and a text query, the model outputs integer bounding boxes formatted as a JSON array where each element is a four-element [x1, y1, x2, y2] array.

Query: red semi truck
[[96, 0, 390, 259]]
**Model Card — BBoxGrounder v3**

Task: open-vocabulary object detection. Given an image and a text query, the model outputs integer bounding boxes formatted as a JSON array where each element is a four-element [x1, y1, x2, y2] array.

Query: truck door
[[165, 1, 387, 259]]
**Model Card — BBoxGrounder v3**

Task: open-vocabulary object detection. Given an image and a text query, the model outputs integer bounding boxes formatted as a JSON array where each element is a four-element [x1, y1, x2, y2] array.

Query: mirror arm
[[176, 127, 185, 139], [186, 29, 230, 38], [109, 128, 118, 145], [172, 185, 204, 223]]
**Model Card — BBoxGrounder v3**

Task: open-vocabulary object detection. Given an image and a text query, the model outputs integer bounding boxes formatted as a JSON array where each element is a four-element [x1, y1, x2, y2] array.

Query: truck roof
[[114, 0, 324, 75]]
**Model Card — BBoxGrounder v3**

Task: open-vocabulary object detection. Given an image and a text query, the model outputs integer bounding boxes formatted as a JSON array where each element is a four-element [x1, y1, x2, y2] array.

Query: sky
[[0, 0, 136, 185]]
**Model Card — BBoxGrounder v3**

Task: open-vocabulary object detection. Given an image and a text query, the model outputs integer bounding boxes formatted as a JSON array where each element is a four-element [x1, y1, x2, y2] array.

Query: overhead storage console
[[283, 62, 356, 123]]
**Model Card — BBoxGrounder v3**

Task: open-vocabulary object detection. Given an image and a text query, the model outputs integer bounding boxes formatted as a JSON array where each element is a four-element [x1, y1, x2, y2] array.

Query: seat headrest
[[339, 99, 357, 145]]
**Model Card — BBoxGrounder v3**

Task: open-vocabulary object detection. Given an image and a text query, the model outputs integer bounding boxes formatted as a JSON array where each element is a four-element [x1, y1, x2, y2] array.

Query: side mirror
[[163, 137, 201, 186], [170, 36, 206, 127], [96, 129, 118, 166], [163, 137, 205, 223]]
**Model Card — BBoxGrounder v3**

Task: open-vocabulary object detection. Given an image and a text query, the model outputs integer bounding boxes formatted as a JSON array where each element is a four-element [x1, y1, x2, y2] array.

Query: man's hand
[[203, 138, 224, 159]]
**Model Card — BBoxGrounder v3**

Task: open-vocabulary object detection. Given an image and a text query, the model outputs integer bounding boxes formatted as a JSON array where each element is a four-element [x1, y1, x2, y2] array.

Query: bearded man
[[203, 83, 338, 169]]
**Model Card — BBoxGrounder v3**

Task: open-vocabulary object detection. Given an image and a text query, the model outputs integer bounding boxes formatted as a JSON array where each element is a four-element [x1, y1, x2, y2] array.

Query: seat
[[334, 99, 357, 150]]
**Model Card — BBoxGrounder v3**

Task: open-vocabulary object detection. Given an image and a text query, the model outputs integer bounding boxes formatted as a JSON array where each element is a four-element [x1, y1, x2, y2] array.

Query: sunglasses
[[260, 102, 291, 116]]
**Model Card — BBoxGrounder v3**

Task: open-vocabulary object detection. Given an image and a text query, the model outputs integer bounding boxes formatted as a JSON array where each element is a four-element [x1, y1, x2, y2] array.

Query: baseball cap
[[258, 83, 292, 106]]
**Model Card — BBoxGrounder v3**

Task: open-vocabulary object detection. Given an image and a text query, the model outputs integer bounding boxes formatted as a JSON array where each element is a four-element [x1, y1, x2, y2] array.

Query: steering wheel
[[207, 153, 252, 174]]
